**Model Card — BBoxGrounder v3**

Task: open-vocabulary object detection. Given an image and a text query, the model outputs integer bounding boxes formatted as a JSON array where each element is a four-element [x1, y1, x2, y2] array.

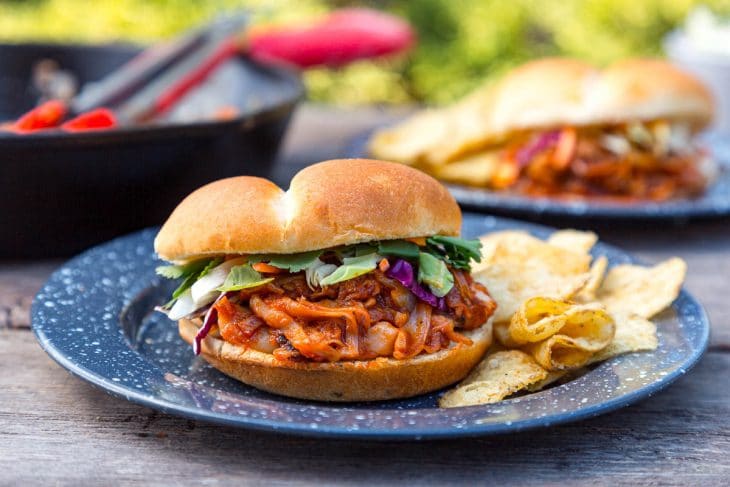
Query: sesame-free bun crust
[[179, 318, 493, 401], [154, 159, 461, 262], [490, 58, 713, 133]]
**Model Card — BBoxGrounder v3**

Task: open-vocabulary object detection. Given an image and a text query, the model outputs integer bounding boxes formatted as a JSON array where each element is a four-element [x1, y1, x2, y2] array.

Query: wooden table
[[2, 105, 729, 485]]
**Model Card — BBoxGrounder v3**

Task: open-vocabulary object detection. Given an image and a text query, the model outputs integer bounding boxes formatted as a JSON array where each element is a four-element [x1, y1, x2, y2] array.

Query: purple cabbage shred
[[516, 130, 561, 168], [386, 259, 446, 311], [193, 292, 229, 355]]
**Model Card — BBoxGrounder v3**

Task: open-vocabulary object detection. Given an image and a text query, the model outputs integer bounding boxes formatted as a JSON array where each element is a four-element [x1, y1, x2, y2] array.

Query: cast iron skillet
[[0, 43, 303, 258]]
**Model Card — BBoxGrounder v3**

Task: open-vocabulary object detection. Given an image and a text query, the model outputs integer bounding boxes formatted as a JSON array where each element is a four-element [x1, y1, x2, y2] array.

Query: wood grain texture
[[0, 261, 58, 329], [2, 105, 730, 485], [1, 329, 728, 485]]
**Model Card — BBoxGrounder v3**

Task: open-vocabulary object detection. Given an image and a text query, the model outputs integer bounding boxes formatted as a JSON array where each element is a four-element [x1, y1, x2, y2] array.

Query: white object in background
[[665, 7, 730, 134]]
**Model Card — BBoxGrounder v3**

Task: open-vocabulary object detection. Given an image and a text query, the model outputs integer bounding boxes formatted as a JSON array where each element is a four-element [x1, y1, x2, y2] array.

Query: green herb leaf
[[197, 257, 223, 279], [319, 253, 379, 286], [426, 235, 482, 270], [157, 257, 220, 308], [155, 265, 186, 279], [156, 258, 215, 280], [353, 243, 379, 257], [217, 265, 274, 292], [253, 250, 323, 273], [417, 252, 454, 297], [377, 239, 420, 259]]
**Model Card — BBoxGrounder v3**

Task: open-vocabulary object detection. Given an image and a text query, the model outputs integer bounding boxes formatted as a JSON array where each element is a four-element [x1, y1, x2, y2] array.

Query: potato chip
[[367, 109, 451, 164], [482, 231, 592, 275], [424, 87, 500, 165], [431, 151, 500, 186], [588, 313, 658, 363], [547, 229, 598, 255], [474, 231, 592, 323], [575, 256, 608, 303], [596, 257, 686, 319], [497, 297, 574, 346], [525, 370, 568, 392], [439, 350, 548, 407], [522, 304, 615, 370]]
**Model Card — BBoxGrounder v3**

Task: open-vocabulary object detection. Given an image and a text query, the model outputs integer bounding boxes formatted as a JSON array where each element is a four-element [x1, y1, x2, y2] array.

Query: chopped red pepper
[[13, 100, 67, 132], [62, 108, 117, 132]]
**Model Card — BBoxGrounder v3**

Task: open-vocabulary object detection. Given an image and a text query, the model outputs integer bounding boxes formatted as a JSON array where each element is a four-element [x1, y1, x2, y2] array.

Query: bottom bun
[[179, 318, 493, 402]]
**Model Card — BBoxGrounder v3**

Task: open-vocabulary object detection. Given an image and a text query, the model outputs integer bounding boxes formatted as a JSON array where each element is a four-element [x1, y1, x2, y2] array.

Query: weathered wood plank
[[0, 261, 58, 329], [1, 329, 727, 485]]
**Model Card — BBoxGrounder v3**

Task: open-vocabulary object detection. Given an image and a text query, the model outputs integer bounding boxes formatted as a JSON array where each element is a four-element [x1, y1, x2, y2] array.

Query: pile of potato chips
[[439, 229, 686, 408]]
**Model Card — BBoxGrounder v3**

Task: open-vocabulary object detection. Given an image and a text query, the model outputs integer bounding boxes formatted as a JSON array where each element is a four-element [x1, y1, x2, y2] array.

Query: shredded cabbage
[[319, 253, 380, 286], [217, 265, 274, 292], [386, 258, 446, 310], [417, 252, 454, 297]]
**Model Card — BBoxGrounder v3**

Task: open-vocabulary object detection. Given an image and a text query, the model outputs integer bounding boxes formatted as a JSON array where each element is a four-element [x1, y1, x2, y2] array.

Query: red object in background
[[247, 8, 415, 68], [7, 8, 415, 131], [12, 100, 67, 132], [62, 108, 117, 132], [151, 8, 414, 118]]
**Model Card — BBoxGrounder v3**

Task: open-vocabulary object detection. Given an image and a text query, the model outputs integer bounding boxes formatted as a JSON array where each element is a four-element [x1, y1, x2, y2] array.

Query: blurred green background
[[1, 0, 729, 105]]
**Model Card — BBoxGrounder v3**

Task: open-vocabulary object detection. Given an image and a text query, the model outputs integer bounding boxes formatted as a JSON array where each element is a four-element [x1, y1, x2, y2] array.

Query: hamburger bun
[[154, 159, 461, 262], [491, 57, 714, 133], [179, 318, 493, 402]]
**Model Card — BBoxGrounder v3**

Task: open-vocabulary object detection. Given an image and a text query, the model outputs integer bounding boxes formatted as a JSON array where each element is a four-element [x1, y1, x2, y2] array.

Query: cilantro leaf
[[157, 257, 220, 309], [155, 265, 186, 279], [353, 243, 378, 257], [426, 236, 482, 270], [252, 250, 323, 273], [319, 253, 379, 286], [197, 257, 223, 280], [378, 240, 420, 259]]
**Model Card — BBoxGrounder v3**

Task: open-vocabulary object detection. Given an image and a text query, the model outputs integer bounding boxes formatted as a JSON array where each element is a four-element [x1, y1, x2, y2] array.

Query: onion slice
[[191, 257, 246, 303]]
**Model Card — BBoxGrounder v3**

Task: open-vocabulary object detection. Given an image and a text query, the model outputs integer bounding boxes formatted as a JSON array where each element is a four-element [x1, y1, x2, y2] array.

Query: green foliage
[[2, 0, 729, 104]]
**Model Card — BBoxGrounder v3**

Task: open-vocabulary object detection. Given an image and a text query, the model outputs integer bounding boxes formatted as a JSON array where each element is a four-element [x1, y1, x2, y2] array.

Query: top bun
[[491, 57, 714, 133], [369, 58, 714, 165], [154, 159, 461, 261]]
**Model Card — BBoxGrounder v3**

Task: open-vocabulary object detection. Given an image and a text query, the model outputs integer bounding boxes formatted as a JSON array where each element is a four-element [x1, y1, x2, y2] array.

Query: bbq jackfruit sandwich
[[154, 159, 496, 401]]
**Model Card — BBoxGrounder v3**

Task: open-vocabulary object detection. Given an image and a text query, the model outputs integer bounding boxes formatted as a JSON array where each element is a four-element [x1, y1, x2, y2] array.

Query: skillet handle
[[246, 8, 415, 69]]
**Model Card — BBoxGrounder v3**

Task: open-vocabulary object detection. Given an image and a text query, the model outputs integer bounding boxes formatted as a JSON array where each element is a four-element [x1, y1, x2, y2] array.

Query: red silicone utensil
[[11, 100, 67, 132], [247, 8, 415, 68], [147, 8, 414, 119], [61, 108, 118, 132]]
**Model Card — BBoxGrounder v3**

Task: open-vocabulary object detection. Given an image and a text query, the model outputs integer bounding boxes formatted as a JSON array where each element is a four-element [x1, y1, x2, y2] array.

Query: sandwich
[[369, 58, 716, 200], [154, 159, 497, 401]]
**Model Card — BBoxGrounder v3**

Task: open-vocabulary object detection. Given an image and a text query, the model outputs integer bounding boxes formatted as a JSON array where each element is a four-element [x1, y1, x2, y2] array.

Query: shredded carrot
[[552, 127, 577, 170], [378, 258, 390, 272], [252, 262, 284, 274], [405, 237, 427, 246]]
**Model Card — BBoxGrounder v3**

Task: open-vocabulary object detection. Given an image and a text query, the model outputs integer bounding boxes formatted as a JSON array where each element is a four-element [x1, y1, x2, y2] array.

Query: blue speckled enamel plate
[[31, 216, 709, 440], [348, 131, 730, 221]]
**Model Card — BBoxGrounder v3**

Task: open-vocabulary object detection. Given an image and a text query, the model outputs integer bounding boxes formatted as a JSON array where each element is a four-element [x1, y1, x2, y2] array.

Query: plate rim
[[31, 218, 711, 440]]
